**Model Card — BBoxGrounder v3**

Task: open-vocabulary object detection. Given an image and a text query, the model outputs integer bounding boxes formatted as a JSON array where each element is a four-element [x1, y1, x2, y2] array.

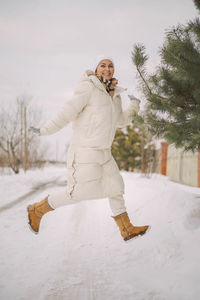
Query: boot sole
[[27, 205, 39, 235], [124, 225, 151, 241]]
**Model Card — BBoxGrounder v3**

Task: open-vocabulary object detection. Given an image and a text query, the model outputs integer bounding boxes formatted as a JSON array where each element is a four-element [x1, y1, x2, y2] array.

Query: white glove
[[128, 94, 141, 103], [128, 95, 140, 113], [29, 126, 40, 135]]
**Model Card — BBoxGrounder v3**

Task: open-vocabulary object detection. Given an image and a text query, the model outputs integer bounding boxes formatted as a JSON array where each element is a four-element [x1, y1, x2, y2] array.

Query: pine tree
[[132, 0, 200, 151], [112, 122, 141, 171], [112, 117, 156, 173]]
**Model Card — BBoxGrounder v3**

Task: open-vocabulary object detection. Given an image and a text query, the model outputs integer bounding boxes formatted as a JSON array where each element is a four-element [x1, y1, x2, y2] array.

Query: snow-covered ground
[[0, 167, 200, 300], [0, 166, 66, 210]]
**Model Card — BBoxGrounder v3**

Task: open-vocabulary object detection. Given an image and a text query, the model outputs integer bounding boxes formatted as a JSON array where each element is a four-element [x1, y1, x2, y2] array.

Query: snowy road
[[0, 169, 200, 300], [0, 181, 66, 213]]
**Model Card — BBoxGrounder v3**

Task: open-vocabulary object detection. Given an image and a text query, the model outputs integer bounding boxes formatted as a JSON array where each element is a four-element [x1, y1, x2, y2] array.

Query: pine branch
[[135, 64, 152, 95], [193, 0, 200, 12]]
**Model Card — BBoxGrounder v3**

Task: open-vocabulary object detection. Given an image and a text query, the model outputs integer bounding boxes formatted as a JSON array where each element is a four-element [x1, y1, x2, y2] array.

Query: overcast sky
[[0, 0, 198, 160]]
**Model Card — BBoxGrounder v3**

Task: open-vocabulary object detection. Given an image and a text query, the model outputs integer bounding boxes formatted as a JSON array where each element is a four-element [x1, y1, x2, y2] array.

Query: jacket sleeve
[[116, 98, 140, 128], [40, 81, 93, 136]]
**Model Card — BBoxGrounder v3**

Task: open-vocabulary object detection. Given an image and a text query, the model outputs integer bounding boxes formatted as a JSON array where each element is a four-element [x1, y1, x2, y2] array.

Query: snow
[[0, 167, 200, 300], [0, 166, 66, 210]]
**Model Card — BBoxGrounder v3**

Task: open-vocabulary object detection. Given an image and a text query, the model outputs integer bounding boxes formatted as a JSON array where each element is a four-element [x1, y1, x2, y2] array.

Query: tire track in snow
[[40, 198, 113, 300], [0, 181, 66, 213]]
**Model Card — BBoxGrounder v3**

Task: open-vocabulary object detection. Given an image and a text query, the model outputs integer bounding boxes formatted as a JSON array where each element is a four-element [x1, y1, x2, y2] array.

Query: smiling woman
[[95, 58, 114, 79], [93, 56, 119, 99], [27, 55, 149, 241]]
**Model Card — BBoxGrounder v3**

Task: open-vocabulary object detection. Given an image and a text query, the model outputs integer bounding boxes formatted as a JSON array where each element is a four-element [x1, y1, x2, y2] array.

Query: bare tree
[[0, 94, 46, 173], [133, 114, 156, 176]]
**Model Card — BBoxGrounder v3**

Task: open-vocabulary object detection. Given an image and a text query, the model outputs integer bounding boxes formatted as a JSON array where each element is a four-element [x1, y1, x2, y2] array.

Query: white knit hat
[[91, 55, 114, 72]]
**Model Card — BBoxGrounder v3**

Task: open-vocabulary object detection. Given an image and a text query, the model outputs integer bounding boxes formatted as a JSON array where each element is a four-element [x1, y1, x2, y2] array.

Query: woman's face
[[96, 59, 114, 80]]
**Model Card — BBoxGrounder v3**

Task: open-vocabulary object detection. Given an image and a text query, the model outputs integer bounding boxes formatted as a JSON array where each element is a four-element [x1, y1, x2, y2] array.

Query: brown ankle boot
[[27, 196, 54, 233], [112, 212, 149, 241]]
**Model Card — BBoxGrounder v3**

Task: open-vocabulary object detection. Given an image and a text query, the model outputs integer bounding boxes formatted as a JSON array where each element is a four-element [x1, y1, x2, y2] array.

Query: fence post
[[160, 142, 168, 175], [198, 152, 200, 187], [178, 150, 184, 183]]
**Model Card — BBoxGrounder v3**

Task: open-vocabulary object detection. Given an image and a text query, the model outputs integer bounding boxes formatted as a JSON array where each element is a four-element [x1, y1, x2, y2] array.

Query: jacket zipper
[[109, 94, 115, 147]]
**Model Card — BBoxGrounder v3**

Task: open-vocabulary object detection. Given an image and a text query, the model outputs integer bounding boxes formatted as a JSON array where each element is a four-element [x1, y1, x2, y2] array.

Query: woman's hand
[[128, 94, 141, 103], [128, 95, 141, 114], [29, 126, 40, 135]]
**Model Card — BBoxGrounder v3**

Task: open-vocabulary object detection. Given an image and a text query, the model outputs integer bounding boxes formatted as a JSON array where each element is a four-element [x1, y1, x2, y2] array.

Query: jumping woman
[[28, 56, 149, 241]]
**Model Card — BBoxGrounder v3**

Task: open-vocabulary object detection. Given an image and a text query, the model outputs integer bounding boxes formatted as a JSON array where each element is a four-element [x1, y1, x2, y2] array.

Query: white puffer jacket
[[40, 70, 139, 149], [40, 70, 140, 201]]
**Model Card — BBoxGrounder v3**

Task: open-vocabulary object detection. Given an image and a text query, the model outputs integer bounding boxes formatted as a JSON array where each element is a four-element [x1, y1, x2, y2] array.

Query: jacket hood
[[80, 69, 127, 96]]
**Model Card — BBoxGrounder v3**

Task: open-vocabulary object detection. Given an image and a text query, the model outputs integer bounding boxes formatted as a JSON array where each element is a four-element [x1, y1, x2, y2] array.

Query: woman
[[28, 56, 149, 241]]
